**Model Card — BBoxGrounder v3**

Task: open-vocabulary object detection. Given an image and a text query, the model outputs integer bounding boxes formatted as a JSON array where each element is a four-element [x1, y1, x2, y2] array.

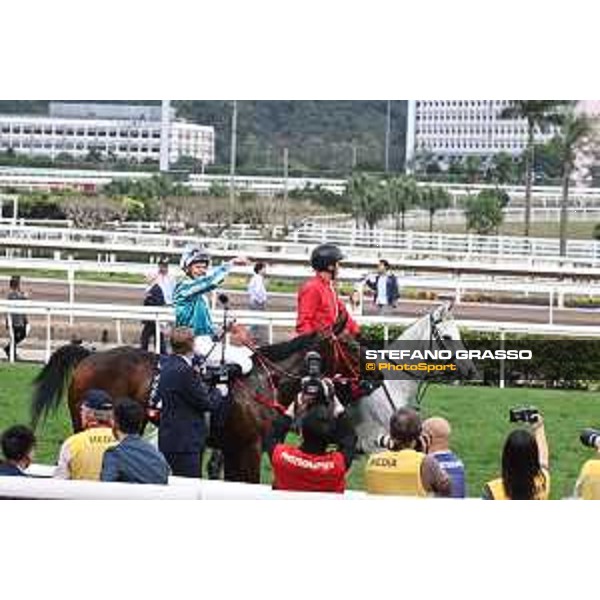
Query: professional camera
[[300, 351, 330, 406], [580, 428, 600, 449], [202, 364, 230, 387], [509, 406, 540, 425]]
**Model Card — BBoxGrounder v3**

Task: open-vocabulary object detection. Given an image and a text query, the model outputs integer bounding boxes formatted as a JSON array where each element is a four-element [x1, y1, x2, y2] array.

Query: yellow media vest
[[486, 469, 550, 500], [64, 427, 116, 480], [576, 459, 600, 500], [365, 449, 426, 497]]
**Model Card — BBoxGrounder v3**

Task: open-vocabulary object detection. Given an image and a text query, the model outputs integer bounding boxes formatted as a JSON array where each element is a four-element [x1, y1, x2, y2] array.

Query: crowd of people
[[2, 380, 600, 499], [1, 242, 599, 499]]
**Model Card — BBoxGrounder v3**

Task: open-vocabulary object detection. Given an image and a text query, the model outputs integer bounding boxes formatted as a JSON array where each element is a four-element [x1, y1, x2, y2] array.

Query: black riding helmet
[[310, 243, 344, 272]]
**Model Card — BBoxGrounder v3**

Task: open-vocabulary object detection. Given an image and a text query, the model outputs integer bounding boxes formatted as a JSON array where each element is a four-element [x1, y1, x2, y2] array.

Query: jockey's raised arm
[[174, 245, 249, 337]]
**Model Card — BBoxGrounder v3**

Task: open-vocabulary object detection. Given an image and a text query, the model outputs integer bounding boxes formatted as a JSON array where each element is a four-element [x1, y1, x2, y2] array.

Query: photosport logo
[[359, 338, 600, 385]]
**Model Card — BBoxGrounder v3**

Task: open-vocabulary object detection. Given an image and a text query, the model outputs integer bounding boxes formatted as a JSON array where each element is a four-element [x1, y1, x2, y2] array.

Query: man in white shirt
[[248, 262, 267, 309], [147, 258, 176, 305], [141, 258, 176, 353], [247, 262, 268, 344], [365, 260, 399, 314]]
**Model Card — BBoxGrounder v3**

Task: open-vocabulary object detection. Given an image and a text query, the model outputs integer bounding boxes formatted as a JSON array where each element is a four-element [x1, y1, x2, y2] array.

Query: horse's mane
[[256, 332, 320, 362]]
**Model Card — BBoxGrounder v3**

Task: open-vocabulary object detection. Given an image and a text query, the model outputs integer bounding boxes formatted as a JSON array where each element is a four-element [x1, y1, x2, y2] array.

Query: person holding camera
[[263, 353, 357, 493], [157, 327, 226, 478], [573, 429, 600, 499], [365, 407, 451, 497], [482, 408, 550, 500]]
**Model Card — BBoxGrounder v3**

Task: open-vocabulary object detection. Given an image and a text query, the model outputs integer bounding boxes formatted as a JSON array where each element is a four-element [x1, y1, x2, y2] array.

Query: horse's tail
[[31, 344, 92, 429]]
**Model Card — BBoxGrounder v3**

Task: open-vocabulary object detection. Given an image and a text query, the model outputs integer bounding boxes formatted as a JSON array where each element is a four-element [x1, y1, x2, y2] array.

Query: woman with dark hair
[[483, 415, 550, 500]]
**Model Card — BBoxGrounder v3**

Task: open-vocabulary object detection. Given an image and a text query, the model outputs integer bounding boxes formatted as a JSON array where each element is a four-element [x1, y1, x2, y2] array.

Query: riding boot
[[207, 449, 224, 479]]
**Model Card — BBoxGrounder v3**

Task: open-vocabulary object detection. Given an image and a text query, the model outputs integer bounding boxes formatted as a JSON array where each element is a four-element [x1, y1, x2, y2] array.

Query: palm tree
[[499, 101, 572, 237], [556, 112, 595, 256], [464, 155, 482, 184], [348, 172, 388, 231], [419, 185, 451, 233], [490, 152, 516, 185], [387, 175, 419, 232]]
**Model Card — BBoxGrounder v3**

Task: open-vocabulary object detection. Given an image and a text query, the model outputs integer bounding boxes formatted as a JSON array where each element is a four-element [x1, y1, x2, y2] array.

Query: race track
[[17, 278, 600, 326]]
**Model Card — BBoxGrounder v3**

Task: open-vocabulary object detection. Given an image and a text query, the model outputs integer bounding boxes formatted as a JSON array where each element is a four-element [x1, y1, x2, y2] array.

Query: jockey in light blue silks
[[174, 245, 253, 372]]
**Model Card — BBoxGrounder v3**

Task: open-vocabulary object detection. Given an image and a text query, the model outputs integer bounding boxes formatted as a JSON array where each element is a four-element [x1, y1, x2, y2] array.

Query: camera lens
[[581, 428, 600, 448]]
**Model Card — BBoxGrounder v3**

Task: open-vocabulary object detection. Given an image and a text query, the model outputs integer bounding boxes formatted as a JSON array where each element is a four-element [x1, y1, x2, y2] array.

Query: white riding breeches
[[193, 335, 254, 375]]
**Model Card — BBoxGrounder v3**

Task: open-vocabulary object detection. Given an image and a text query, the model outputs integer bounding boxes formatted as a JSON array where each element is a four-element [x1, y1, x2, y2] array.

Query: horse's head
[[428, 302, 477, 380]]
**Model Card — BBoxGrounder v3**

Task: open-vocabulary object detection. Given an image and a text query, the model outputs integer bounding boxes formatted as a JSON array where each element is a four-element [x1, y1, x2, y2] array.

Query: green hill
[[0, 100, 408, 174]]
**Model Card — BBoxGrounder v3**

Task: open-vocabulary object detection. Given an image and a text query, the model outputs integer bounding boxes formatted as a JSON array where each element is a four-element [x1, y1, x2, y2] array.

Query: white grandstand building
[[0, 102, 215, 166], [405, 100, 557, 166]]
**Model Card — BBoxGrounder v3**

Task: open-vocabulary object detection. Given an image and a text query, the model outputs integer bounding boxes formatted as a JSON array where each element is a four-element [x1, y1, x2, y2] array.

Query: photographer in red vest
[[296, 244, 360, 337], [264, 352, 357, 494]]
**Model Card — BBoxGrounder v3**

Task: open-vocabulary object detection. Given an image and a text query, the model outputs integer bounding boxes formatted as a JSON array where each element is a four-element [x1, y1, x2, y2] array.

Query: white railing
[[0, 465, 367, 500], [4, 223, 600, 270], [4, 254, 600, 312], [3, 299, 600, 364]]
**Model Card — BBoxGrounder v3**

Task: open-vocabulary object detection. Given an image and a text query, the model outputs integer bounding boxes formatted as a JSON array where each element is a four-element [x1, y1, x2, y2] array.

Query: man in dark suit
[[157, 327, 224, 478], [140, 282, 167, 354], [0, 425, 36, 477]]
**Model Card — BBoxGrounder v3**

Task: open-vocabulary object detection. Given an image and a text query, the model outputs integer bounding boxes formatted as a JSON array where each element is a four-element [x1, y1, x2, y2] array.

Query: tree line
[[345, 173, 508, 235]]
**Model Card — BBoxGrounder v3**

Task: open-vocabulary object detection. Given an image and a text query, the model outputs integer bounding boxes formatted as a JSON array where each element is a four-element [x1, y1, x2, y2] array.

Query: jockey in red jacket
[[296, 243, 360, 337]]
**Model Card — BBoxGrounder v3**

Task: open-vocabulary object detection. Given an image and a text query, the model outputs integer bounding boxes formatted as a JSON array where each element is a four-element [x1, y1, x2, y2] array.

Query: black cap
[[310, 244, 344, 271], [82, 389, 113, 411]]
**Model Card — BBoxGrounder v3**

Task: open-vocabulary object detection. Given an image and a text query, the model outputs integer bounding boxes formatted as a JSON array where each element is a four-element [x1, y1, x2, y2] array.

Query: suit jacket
[[366, 273, 400, 306], [157, 354, 222, 454], [0, 462, 27, 477]]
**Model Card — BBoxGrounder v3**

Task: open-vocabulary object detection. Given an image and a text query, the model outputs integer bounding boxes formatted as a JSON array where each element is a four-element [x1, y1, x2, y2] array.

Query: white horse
[[354, 302, 475, 454]]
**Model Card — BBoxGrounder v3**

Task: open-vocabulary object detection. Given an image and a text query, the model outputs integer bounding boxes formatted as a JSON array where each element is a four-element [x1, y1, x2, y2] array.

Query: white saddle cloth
[[193, 335, 254, 375]]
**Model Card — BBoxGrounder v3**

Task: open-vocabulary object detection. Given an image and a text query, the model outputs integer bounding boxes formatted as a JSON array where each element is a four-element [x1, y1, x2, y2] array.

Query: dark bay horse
[[30, 323, 361, 483]]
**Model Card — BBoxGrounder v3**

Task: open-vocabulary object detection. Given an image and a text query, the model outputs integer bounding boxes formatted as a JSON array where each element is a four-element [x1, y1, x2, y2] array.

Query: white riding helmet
[[180, 245, 211, 270]]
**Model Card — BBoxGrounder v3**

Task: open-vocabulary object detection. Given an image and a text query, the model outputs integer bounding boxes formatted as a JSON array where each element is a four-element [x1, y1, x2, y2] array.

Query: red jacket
[[296, 275, 360, 336], [272, 444, 346, 493]]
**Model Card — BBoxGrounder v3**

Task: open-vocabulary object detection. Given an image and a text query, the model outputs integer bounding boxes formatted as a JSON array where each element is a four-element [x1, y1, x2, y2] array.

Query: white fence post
[[155, 315, 161, 354], [45, 310, 52, 362], [7, 313, 15, 363], [499, 330, 505, 389], [68, 265, 75, 326]]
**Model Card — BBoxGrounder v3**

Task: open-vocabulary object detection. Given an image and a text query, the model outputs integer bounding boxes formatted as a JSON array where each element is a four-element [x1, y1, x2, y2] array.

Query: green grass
[[0, 364, 71, 465], [2, 364, 598, 498], [425, 219, 597, 240]]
